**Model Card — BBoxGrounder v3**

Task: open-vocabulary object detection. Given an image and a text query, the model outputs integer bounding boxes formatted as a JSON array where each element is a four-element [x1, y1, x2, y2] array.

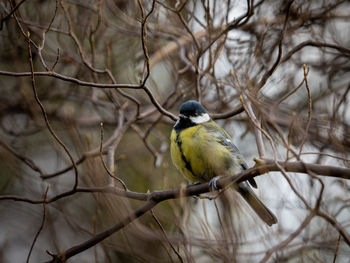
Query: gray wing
[[207, 127, 277, 225], [214, 130, 258, 188]]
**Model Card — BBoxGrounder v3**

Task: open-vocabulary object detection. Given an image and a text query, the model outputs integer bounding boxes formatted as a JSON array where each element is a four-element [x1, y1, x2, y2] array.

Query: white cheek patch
[[190, 113, 210, 124]]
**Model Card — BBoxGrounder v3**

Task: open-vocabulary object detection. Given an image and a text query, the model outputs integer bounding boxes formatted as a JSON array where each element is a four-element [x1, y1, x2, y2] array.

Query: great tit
[[170, 100, 277, 226]]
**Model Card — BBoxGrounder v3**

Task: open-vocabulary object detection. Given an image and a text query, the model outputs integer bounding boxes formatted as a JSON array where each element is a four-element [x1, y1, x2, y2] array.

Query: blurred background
[[0, 0, 350, 262]]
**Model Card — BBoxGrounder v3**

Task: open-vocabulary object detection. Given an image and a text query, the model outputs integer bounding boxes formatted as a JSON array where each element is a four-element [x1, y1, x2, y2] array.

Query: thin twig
[[99, 122, 127, 190], [26, 185, 50, 263], [332, 234, 341, 263], [0, 69, 178, 121], [27, 31, 79, 189], [137, 0, 156, 86], [297, 64, 312, 158], [240, 95, 266, 157], [151, 209, 185, 263], [257, 0, 294, 91], [0, 138, 44, 175], [0, 0, 28, 30], [259, 212, 315, 263], [46, 200, 158, 263]]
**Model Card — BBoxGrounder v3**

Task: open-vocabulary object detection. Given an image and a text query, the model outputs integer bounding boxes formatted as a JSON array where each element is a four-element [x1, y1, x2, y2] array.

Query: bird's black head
[[174, 100, 210, 132], [179, 100, 207, 118]]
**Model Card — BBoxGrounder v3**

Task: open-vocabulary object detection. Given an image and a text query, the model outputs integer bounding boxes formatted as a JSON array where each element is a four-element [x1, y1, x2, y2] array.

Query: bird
[[170, 100, 277, 226]]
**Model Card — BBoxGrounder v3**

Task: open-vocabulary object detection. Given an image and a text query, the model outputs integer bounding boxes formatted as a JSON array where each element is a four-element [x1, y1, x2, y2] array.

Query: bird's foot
[[209, 176, 221, 191]]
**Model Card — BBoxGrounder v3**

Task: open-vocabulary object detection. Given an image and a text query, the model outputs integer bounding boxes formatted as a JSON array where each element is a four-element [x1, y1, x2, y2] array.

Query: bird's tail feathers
[[237, 183, 278, 226]]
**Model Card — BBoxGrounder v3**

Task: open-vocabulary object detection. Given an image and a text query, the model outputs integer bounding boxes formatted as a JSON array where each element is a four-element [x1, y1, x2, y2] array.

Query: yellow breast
[[170, 124, 234, 183]]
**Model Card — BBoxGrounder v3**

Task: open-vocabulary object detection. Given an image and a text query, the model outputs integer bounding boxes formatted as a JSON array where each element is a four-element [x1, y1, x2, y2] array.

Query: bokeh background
[[0, 0, 350, 262]]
